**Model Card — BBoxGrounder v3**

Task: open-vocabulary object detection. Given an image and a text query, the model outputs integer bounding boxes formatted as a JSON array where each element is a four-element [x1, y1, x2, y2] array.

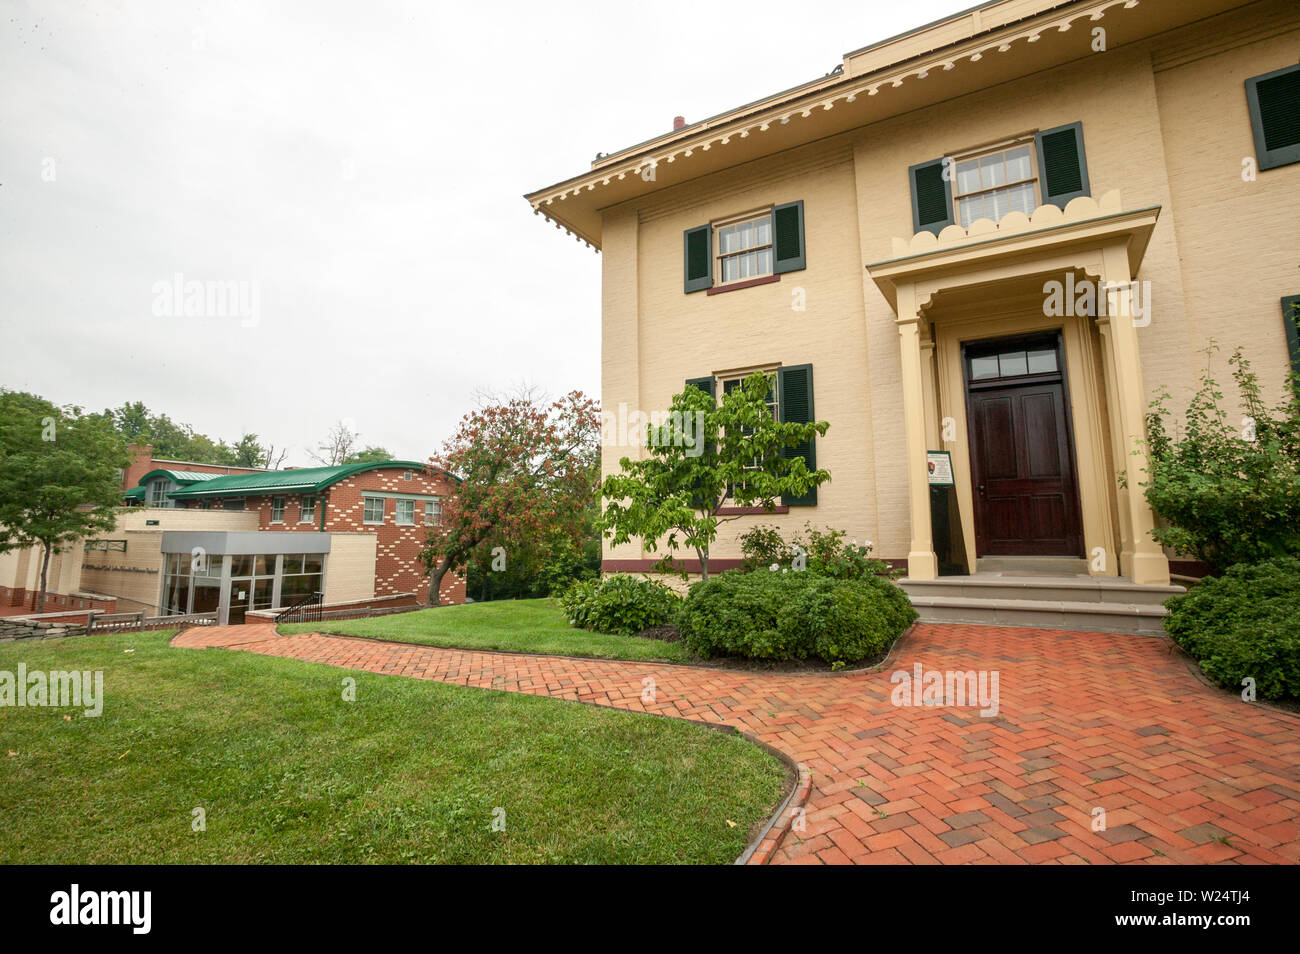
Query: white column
[[1100, 249, 1170, 585], [898, 286, 937, 579]]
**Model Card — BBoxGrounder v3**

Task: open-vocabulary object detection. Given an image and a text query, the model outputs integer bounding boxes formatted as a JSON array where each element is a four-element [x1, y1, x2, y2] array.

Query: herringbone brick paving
[[172, 622, 1300, 864]]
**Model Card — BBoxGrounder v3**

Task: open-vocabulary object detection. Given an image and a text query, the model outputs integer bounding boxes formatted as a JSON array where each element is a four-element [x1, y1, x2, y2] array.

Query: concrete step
[[976, 556, 1090, 575], [905, 593, 1170, 636], [899, 575, 1185, 607]]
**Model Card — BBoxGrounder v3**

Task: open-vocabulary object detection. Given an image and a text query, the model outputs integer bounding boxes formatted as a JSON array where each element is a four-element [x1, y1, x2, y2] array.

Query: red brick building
[[163, 462, 464, 607]]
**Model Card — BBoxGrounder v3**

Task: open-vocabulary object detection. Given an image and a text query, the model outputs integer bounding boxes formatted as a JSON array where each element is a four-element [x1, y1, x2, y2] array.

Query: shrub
[[1143, 347, 1300, 574], [558, 574, 682, 637], [1163, 557, 1300, 701], [679, 569, 917, 667], [739, 523, 897, 580]]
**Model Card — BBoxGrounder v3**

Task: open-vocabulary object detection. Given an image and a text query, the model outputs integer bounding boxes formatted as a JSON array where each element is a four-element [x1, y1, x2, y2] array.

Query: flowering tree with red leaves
[[420, 389, 601, 605]]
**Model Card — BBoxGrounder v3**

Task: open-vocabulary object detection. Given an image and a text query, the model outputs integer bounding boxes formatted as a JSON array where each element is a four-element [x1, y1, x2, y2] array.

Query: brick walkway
[[172, 622, 1300, 865]]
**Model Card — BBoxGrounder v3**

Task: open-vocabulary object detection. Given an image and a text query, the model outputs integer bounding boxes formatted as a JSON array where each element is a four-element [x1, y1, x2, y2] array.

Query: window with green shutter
[[1034, 122, 1090, 207], [1246, 64, 1300, 171], [683, 225, 712, 293], [909, 157, 955, 235], [772, 200, 805, 273], [684, 376, 715, 398], [1283, 296, 1300, 375], [778, 364, 818, 507], [685, 202, 806, 292]]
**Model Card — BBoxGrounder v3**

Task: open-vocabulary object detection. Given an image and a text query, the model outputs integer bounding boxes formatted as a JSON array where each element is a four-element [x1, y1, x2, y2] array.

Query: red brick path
[[172, 623, 1300, 865]]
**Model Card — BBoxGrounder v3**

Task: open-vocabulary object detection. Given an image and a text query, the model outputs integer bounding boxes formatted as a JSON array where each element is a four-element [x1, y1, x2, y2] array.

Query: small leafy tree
[[1143, 346, 1300, 574], [420, 390, 600, 605], [601, 373, 830, 582], [0, 391, 131, 612]]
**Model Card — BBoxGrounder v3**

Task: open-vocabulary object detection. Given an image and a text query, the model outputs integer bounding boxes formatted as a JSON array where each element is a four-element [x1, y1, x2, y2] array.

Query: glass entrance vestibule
[[159, 531, 331, 625]]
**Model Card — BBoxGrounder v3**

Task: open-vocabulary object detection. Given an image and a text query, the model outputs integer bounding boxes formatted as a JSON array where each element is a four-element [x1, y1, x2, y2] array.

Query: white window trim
[[299, 495, 318, 524], [270, 496, 286, 524], [363, 496, 385, 525], [950, 136, 1041, 227], [713, 208, 774, 287], [425, 498, 442, 525]]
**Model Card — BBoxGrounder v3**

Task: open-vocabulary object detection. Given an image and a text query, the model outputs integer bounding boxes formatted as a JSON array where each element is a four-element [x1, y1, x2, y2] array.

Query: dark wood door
[[968, 378, 1084, 557]]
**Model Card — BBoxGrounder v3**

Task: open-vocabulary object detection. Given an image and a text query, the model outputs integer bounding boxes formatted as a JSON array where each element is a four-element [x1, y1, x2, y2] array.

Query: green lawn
[[282, 598, 692, 662], [0, 630, 785, 864]]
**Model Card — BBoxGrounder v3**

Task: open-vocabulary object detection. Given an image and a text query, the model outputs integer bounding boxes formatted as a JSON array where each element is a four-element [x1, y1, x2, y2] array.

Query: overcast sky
[[1, 0, 971, 466]]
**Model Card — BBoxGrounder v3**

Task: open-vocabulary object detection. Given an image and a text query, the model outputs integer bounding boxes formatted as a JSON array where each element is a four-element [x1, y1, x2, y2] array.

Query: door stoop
[[899, 568, 1185, 636], [974, 556, 1090, 576]]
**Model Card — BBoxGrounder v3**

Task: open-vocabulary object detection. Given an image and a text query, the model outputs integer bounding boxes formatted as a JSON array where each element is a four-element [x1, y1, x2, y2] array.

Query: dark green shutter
[[909, 158, 954, 235], [1246, 64, 1300, 171], [778, 364, 817, 506], [685, 376, 715, 398], [1035, 122, 1090, 206], [683, 225, 712, 293], [772, 200, 805, 273], [1283, 296, 1300, 375]]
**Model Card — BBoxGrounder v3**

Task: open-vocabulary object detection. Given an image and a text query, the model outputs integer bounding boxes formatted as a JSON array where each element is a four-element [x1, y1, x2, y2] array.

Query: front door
[[965, 334, 1084, 557]]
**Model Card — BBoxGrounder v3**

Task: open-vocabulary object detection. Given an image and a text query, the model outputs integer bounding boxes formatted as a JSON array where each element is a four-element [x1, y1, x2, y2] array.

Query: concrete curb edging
[[737, 756, 812, 866]]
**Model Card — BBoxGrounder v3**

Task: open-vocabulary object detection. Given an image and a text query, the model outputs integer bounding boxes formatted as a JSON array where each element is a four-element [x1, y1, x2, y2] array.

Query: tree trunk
[[37, 542, 52, 614], [427, 559, 450, 608], [696, 544, 709, 584]]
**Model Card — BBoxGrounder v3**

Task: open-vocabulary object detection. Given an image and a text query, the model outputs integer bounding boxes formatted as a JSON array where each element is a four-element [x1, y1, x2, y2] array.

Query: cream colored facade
[[528, 0, 1300, 585]]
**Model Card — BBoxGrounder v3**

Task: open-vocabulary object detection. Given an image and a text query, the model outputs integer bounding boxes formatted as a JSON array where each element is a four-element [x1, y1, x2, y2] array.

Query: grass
[[281, 598, 693, 663], [0, 630, 786, 864]]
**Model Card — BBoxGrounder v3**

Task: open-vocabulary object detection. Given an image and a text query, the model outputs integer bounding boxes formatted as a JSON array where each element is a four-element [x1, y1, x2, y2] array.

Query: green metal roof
[[164, 461, 446, 499], [136, 468, 225, 486], [123, 486, 146, 500]]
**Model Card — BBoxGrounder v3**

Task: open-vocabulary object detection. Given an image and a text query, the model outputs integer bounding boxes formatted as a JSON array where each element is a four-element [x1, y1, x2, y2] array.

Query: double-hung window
[[299, 495, 317, 524], [715, 213, 773, 284], [395, 499, 415, 526], [425, 498, 442, 526], [271, 496, 285, 523], [953, 142, 1037, 227], [363, 496, 385, 525]]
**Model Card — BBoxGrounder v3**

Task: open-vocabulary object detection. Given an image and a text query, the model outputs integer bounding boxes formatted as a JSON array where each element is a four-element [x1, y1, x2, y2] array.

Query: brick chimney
[[123, 444, 154, 491], [673, 116, 686, 131]]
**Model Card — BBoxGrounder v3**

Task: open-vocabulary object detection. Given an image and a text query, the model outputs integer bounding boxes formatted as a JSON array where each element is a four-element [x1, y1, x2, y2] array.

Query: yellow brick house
[[526, 0, 1300, 630]]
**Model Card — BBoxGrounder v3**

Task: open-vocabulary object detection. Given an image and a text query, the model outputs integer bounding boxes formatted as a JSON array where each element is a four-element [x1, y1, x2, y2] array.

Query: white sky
[[0, 0, 973, 466]]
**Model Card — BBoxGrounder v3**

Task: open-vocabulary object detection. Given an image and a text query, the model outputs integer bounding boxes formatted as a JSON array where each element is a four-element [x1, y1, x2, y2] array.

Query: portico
[[867, 192, 1171, 586]]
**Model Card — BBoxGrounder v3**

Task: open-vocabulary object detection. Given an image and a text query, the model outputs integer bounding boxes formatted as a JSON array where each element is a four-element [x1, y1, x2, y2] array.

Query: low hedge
[[678, 569, 917, 668], [1163, 557, 1300, 701], [558, 574, 682, 637]]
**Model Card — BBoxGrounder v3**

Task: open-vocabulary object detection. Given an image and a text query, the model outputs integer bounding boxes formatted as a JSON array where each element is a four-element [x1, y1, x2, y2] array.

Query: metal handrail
[[275, 591, 324, 624]]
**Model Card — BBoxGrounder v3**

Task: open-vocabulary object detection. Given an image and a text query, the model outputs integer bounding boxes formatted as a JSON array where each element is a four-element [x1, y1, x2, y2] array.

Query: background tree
[[309, 420, 359, 466], [230, 433, 265, 468], [0, 390, 131, 612], [420, 389, 600, 606], [102, 400, 238, 465], [601, 372, 830, 582], [344, 445, 393, 465], [260, 442, 288, 470]]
